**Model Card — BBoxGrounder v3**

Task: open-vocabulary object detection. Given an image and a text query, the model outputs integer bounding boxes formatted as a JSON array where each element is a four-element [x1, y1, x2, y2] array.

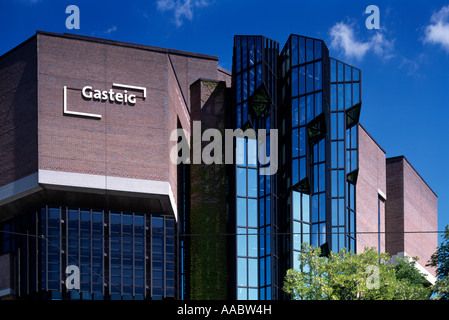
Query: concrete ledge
[[0, 173, 42, 206], [389, 251, 437, 285], [0, 170, 178, 220]]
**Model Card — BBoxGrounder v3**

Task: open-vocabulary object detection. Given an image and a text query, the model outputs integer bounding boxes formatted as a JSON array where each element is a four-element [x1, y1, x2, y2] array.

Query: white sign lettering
[[63, 83, 146, 119]]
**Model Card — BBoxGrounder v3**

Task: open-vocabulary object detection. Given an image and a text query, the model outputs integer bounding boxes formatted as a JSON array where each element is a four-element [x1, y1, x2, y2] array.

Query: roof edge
[[386, 155, 438, 198], [35, 30, 219, 61]]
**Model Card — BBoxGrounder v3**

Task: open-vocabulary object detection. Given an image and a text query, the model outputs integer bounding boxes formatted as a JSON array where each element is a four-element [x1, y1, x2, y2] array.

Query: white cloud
[[104, 26, 117, 35], [329, 22, 394, 61], [157, 0, 209, 27], [423, 5, 449, 51]]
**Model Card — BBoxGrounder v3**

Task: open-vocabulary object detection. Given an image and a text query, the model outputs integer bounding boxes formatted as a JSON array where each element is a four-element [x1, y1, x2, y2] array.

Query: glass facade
[[232, 34, 361, 300], [0, 206, 175, 300], [233, 35, 280, 300]]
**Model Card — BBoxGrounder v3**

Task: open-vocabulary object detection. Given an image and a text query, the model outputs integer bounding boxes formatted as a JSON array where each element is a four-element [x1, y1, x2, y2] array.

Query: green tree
[[283, 244, 430, 300], [393, 255, 432, 299], [427, 225, 449, 300]]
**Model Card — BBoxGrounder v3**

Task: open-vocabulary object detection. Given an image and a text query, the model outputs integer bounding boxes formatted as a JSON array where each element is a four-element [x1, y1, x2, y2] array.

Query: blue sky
[[1, 0, 448, 244]]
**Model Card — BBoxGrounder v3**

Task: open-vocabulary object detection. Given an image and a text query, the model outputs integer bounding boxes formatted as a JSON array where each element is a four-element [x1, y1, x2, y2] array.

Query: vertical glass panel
[[248, 259, 258, 286], [265, 196, 271, 225], [248, 139, 257, 167], [338, 62, 344, 82], [315, 91, 322, 115], [338, 141, 344, 168], [236, 137, 246, 166], [331, 59, 336, 82], [237, 104, 242, 128], [332, 170, 338, 197], [256, 64, 262, 89], [237, 168, 247, 197], [237, 258, 247, 286], [237, 198, 246, 226], [259, 197, 265, 226], [238, 288, 247, 300], [331, 113, 337, 140], [314, 40, 322, 60], [291, 36, 298, 66], [306, 94, 314, 123], [338, 170, 345, 197], [242, 102, 248, 124], [242, 37, 247, 70], [293, 191, 301, 220], [299, 66, 305, 95], [299, 127, 306, 156], [345, 83, 352, 108], [299, 37, 306, 64], [300, 157, 306, 181], [303, 223, 310, 244], [311, 195, 318, 223], [339, 199, 345, 225], [307, 63, 314, 93], [249, 67, 255, 97], [319, 193, 326, 221], [306, 38, 314, 62], [248, 230, 258, 257], [320, 223, 326, 245], [235, 73, 241, 103], [349, 183, 355, 209], [293, 221, 301, 248], [332, 199, 338, 225], [353, 69, 360, 81], [292, 128, 299, 158], [302, 194, 310, 223], [248, 199, 258, 228], [331, 141, 337, 168], [292, 67, 298, 97], [248, 169, 258, 197], [311, 224, 318, 247], [299, 97, 306, 125], [319, 163, 325, 192], [338, 84, 344, 111], [292, 98, 299, 127], [256, 37, 262, 63], [248, 37, 255, 67], [236, 39, 241, 73], [351, 150, 357, 171], [353, 82, 360, 104], [237, 228, 247, 256], [338, 112, 344, 139], [318, 139, 325, 163], [315, 61, 322, 91], [243, 72, 248, 101], [331, 84, 337, 111], [345, 64, 352, 82]]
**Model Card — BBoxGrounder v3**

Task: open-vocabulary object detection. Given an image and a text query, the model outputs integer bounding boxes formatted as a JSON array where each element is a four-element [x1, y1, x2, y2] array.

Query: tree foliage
[[427, 225, 449, 299], [283, 244, 431, 300]]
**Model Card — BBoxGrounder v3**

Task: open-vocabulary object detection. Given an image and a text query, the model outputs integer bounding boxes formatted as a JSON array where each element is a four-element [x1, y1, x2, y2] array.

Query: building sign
[[63, 83, 147, 119]]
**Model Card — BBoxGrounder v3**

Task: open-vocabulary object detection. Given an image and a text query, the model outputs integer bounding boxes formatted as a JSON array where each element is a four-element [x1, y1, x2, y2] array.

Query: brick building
[[0, 31, 438, 300]]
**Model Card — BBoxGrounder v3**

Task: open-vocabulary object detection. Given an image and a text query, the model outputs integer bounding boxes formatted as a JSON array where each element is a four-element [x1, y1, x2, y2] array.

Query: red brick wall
[[34, 32, 223, 210], [356, 125, 386, 253], [0, 37, 38, 188]]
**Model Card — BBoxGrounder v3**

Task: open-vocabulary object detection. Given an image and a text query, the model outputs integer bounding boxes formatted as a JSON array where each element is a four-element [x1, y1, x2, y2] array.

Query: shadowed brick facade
[[386, 156, 438, 281]]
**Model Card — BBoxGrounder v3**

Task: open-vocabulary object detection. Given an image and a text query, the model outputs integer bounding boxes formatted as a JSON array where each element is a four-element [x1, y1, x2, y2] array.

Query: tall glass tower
[[231, 34, 361, 300]]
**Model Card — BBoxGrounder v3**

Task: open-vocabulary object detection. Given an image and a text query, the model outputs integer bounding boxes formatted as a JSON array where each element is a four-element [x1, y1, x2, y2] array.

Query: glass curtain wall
[[233, 35, 279, 300], [330, 58, 361, 252], [280, 35, 328, 273], [0, 206, 175, 300]]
